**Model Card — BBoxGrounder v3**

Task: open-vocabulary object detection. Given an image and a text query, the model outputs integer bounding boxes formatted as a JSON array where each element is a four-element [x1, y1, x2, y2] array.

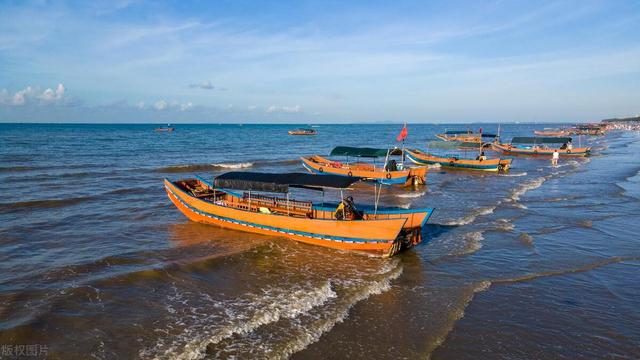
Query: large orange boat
[[164, 172, 434, 257], [301, 146, 426, 186]]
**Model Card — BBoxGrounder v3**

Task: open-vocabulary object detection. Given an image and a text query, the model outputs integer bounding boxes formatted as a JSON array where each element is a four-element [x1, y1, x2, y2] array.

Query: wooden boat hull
[[301, 156, 426, 185], [436, 133, 482, 143], [405, 149, 512, 172], [165, 179, 433, 257], [533, 130, 566, 136], [491, 143, 591, 157]]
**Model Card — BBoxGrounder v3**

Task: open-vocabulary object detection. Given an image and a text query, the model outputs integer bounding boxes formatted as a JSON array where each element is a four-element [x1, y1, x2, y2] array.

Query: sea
[[0, 123, 638, 359]]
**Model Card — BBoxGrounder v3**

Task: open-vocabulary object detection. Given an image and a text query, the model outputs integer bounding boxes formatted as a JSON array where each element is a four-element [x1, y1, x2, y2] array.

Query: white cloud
[[151, 99, 193, 111], [154, 100, 168, 110], [180, 102, 193, 111], [39, 84, 65, 102], [0, 84, 67, 106], [266, 105, 302, 114], [247, 105, 257, 111]]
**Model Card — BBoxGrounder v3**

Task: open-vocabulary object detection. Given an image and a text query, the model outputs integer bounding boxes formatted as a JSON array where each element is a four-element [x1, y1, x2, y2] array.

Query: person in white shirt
[[552, 149, 559, 165]]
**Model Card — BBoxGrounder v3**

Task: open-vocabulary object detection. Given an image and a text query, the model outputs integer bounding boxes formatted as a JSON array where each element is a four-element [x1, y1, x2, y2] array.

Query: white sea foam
[[500, 171, 527, 177], [396, 191, 426, 198], [507, 176, 548, 202], [142, 281, 337, 360], [494, 218, 515, 232], [211, 162, 254, 169], [273, 263, 404, 359], [453, 231, 485, 256], [444, 205, 496, 226]]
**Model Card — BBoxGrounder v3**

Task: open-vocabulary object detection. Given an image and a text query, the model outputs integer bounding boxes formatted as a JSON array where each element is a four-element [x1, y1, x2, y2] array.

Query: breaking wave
[[142, 260, 404, 360], [142, 281, 337, 360], [156, 162, 254, 173], [396, 191, 426, 199], [155, 159, 301, 173], [443, 205, 496, 226], [453, 231, 484, 256], [507, 176, 549, 202], [500, 171, 527, 177], [272, 263, 403, 359]]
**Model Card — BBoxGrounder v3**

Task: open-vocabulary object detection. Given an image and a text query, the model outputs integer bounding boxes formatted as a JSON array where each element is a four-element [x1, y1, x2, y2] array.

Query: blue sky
[[1, 0, 639, 123]]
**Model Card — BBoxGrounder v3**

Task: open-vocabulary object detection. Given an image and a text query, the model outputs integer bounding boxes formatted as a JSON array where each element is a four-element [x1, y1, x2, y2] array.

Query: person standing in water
[[552, 149, 559, 166]]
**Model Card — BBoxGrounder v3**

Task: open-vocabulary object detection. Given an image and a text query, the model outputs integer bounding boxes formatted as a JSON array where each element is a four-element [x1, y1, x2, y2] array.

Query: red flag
[[396, 123, 408, 141], [479, 127, 483, 134]]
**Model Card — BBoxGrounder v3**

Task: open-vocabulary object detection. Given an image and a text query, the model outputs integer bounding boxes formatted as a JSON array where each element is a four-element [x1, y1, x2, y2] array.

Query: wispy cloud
[[1, 0, 639, 122], [189, 80, 215, 90], [266, 105, 302, 114]]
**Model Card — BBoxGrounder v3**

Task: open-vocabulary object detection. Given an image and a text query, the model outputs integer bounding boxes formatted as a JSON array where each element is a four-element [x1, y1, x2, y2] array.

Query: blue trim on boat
[[406, 153, 500, 170], [165, 180, 401, 244]]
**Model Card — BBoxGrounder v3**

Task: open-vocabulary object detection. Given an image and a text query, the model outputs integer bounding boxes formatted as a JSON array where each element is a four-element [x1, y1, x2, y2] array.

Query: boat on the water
[[568, 124, 606, 136], [155, 124, 175, 132], [288, 128, 317, 135], [405, 149, 512, 172], [435, 130, 497, 148], [301, 146, 427, 185], [164, 172, 434, 257], [533, 128, 567, 137], [492, 136, 591, 157]]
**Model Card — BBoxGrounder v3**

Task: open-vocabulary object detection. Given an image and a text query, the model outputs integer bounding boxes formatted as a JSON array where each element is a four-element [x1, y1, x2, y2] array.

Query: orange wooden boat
[[533, 128, 567, 136], [301, 146, 426, 186], [155, 124, 174, 132], [491, 136, 591, 157], [288, 128, 317, 135], [405, 149, 512, 172], [164, 172, 434, 257], [435, 130, 497, 148]]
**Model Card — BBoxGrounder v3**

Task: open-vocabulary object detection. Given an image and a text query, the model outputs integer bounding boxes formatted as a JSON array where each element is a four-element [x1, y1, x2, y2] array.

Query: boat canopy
[[443, 130, 471, 135], [214, 171, 360, 193], [330, 146, 401, 158], [511, 136, 572, 144]]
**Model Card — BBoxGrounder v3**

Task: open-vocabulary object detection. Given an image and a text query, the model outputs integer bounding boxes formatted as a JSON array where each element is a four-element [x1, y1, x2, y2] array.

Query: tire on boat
[[348, 171, 353, 177], [386, 173, 392, 179], [319, 167, 324, 173], [449, 160, 455, 167]]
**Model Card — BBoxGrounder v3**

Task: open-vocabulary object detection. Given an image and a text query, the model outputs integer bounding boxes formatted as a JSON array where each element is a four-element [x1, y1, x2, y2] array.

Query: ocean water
[[0, 123, 638, 359]]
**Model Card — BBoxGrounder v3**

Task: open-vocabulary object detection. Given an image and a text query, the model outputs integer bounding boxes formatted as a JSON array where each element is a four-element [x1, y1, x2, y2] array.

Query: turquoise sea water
[[0, 123, 638, 359]]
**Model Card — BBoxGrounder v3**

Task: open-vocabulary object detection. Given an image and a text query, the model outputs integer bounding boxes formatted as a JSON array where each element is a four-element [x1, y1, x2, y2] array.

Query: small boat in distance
[[405, 149, 512, 172], [302, 146, 427, 186], [568, 124, 606, 136], [533, 128, 567, 137], [288, 128, 317, 135], [164, 172, 434, 257], [492, 136, 591, 157], [155, 124, 175, 132], [435, 129, 497, 148]]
